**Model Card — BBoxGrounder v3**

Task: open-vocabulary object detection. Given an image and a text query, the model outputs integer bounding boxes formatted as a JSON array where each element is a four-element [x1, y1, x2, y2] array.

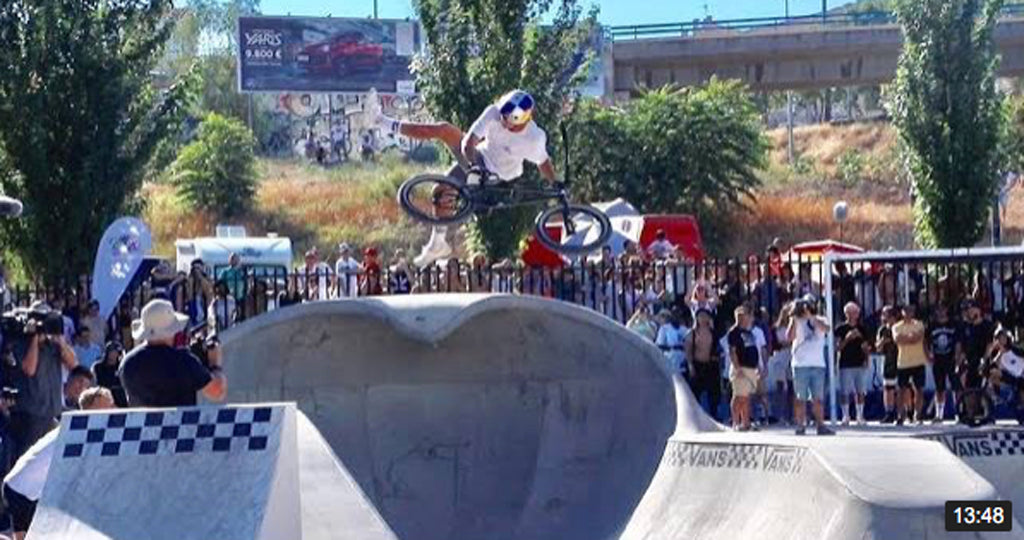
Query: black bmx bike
[[396, 126, 611, 255]]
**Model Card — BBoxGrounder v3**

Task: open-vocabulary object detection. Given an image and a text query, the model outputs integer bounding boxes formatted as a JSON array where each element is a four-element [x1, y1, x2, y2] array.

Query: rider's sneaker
[[414, 236, 452, 268]]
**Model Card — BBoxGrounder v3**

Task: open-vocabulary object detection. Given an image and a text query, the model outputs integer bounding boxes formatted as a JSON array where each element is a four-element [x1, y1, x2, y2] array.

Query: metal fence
[[11, 250, 1024, 350]]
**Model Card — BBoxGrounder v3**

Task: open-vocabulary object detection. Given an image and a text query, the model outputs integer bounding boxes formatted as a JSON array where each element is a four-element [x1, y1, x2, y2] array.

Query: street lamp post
[[373, 0, 378, 18], [833, 201, 849, 243]]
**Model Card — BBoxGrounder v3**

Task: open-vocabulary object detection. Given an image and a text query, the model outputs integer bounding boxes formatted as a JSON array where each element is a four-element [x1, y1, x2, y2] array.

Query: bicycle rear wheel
[[397, 174, 475, 226], [534, 204, 612, 255]]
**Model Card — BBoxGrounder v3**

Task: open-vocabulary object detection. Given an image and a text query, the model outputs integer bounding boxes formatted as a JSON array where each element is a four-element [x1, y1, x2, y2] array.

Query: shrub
[[836, 149, 865, 187], [172, 113, 257, 217]]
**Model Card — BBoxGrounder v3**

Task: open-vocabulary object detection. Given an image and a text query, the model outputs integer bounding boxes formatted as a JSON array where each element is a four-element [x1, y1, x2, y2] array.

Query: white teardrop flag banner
[[91, 217, 152, 321]]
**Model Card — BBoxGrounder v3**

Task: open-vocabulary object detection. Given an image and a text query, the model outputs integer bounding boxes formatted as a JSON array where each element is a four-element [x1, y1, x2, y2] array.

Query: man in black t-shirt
[[835, 302, 870, 426], [959, 301, 994, 390], [119, 300, 227, 407], [727, 306, 761, 432], [925, 304, 961, 423], [875, 306, 900, 423]]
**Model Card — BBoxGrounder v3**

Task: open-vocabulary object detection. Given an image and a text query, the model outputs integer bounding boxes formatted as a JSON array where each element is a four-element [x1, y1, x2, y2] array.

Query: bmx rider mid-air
[[365, 88, 561, 267]]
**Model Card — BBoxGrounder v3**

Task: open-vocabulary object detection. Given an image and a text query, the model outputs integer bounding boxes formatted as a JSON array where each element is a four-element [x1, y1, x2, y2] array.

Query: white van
[[175, 226, 293, 278]]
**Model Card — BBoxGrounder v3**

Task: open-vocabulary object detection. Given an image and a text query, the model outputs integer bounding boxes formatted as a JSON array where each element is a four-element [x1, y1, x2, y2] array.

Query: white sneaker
[[414, 236, 452, 268], [842, 417, 850, 427], [857, 416, 866, 426]]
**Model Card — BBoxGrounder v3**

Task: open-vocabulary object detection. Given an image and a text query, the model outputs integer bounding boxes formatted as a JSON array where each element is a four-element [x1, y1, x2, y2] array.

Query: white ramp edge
[[916, 427, 1024, 524], [621, 432, 1023, 540], [27, 403, 300, 540], [296, 411, 397, 539]]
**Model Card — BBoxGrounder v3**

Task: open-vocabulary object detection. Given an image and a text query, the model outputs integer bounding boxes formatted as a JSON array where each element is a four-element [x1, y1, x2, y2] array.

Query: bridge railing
[[607, 11, 893, 42], [607, 4, 1024, 42]]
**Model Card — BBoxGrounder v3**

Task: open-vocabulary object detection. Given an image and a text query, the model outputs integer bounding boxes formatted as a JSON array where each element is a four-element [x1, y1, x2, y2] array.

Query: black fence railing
[[10, 252, 1024, 352]]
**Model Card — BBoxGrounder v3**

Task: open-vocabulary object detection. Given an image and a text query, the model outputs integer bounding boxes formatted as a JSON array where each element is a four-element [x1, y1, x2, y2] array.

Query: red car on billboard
[[295, 31, 384, 75]]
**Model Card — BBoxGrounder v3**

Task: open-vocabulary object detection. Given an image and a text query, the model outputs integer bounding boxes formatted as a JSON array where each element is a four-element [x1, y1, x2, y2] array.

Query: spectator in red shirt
[[360, 247, 384, 296]]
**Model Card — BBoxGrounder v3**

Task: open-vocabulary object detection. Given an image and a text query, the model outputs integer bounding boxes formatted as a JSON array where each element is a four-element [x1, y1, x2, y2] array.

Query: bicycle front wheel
[[534, 204, 612, 255], [397, 174, 475, 226]]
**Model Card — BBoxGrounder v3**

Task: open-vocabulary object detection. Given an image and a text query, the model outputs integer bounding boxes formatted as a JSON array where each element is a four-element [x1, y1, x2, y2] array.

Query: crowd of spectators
[[0, 240, 1021, 534]]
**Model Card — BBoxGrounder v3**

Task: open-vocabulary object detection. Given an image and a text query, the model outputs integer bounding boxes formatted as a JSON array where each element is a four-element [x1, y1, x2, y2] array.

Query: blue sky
[[258, 0, 857, 27]]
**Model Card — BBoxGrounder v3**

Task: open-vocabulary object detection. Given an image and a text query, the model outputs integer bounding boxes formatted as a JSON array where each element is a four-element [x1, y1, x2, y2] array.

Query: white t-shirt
[[335, 257, 361, 298], [469, 105, 549, 181], [751, 326, 768, 370], [298, 262, 333, 301], [791, 318, 826, 369], [208, 296, 237, 331], [5, 428, 59, 501], [647, 239, 676, 259], [656, 324, 689, 373]]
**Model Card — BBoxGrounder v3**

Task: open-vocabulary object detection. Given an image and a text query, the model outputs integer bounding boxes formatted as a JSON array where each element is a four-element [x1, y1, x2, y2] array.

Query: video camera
[[0, 307, 63, 341], [188, 329, 219, 370]]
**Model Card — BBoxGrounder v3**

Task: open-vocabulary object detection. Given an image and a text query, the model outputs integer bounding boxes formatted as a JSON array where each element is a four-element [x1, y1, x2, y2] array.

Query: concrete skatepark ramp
[[28, 404, 301, 540], [222, 294, 1023, 540], [223, 294, 677, 540]]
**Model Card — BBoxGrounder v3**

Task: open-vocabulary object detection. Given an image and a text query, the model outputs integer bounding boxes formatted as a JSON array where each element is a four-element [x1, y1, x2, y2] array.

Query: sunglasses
[[499, 94, 534, 116]]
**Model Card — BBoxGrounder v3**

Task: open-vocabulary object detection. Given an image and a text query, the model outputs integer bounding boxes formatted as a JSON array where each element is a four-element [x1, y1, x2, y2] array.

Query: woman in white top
[[656, 310, 689, 377]]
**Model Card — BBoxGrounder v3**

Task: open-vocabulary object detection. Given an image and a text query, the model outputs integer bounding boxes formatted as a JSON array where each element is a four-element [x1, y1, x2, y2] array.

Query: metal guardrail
[[607, 4, 1024, 42]]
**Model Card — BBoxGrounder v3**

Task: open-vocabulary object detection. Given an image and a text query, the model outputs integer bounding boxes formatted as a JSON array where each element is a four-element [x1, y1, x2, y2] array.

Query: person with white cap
[[334, 242, 361, 298], [118, 299, 226, 407]]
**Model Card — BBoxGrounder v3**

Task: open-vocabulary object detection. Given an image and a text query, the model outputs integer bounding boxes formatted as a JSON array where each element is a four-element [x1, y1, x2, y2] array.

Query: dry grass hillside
[[143, 122, 1024, 262]]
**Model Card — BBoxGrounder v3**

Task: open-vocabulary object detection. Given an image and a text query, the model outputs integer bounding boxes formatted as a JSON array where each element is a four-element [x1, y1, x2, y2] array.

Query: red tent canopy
[[521, 215, 705, 267], [785, 239, 864, 261]]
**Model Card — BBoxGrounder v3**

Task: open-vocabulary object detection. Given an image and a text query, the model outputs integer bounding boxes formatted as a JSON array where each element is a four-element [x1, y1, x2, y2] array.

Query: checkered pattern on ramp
[[61, 406, 275, 459], [991, 431, 1024, 456]]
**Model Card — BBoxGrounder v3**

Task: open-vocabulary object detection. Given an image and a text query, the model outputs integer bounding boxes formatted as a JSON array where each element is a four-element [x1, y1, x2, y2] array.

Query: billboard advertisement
[[238, 16, 422, 94]]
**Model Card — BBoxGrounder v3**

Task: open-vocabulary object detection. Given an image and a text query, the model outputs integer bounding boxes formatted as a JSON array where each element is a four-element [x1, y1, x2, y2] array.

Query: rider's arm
[[461, 133, 483, 166], [538, 160, 558, 183]]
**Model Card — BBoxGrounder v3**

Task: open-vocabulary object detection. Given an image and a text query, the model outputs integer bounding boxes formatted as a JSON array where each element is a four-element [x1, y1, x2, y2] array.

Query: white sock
[[856, 403, 864, 421], [430, 226, 448, 244], [843, 404, 851, 421], [936, 402, 944, 420]]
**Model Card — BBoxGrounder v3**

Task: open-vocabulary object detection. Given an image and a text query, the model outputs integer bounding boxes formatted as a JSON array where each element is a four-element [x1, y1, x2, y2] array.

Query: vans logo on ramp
[[923, 431, 1024, 459], [662, 442, 808, 475]]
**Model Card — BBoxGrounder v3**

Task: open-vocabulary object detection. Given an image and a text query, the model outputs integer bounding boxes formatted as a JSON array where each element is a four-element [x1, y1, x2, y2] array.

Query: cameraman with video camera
[[119, 299, 226, 407], [788, 296, 834, 436], [7, 304, 78, 459]]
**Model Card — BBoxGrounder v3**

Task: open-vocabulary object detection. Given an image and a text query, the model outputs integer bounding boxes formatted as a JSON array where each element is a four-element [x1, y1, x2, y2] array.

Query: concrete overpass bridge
[[604, 7, 1024, 99]]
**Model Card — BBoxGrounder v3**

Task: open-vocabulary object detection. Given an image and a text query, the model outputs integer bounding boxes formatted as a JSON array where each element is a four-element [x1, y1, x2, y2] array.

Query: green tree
[[0, 0, 196, 281], [888, 0, 1005, 247], [172, 113, 257, 217], [568, 81, 768, 250], [412, 0, 597, 259], [160, 0, 260, 121], [1002, 94, 1024, 174]]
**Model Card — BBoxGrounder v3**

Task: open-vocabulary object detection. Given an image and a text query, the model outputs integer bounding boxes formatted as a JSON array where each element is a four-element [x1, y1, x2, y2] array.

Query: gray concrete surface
[[611, 17, 1024, 92], [223, 294, 1023, 539], [222, 294, 676, 540]]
